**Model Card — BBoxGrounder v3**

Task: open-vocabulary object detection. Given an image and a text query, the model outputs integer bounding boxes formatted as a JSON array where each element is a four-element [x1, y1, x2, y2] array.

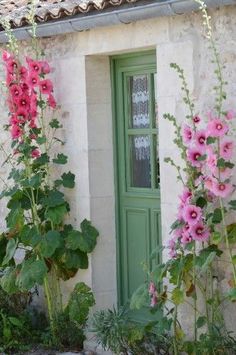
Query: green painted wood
[[112, 51, 162, 315]]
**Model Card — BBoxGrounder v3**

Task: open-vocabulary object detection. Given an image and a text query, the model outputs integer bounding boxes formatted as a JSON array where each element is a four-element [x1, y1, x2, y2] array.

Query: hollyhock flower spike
[[207, 118, 229, 137], [182, 205, 202, 226], [226, 109, 236, 120], [182, 124, 193, 145]]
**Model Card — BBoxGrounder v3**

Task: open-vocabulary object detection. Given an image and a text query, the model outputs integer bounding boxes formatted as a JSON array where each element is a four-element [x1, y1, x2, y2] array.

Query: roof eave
[[0, 0, 235, 43]]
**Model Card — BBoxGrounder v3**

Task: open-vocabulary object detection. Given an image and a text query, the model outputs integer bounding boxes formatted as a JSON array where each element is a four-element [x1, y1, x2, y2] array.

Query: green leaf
[[41, 190, 65, 208], [39, 231, 62, 258], [196, 316, 207, 328], [20, 226, 41, 247], [64, 249, 88, 269], [53, 153, 68, 165], [8, 317, 23, 328], [232, 255, 236, 265], [130, 284, 149, 310], [2, 238, 18, 266], [197, 154, 206, 161], [80, 219, 99, 253], [229, 200, 236, 210], [211, 232, 222, 245], [206, 137, 216, 144], [0, 267, 18, 294], [171, 288, 184, 305], [49, 118, 62, 129], [217, 158, 226, 168], [196, 197, 207, 208], [170, 219, 185, 232], [17, 258, 48, 290], [61, 172, 75, 188], [45, 204, 68, 225], [6, 208, 24, 230], [227, 224, 236, 243], [36, 136, 47, 145], [227, 288, 236, 301], [212, 208, 223, 224], [33, 153, 50, 166]]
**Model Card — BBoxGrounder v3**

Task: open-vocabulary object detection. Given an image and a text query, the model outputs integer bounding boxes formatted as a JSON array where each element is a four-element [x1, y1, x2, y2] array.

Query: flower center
[[191, 211, 197, 218], [216, 123, 223, 130], [196, 227, 203, 235], [219, 184, 225, 191], [43, 85, 47, 90], [199, 136, 205, 144], [194, 153, 201, 160]]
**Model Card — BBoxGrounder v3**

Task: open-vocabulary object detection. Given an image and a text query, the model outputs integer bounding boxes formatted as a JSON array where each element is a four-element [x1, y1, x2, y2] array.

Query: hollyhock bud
[[193, 115, 201, 124], [182, 124, 193, 145], [31, 149, 41, 158], [47, 94, 56, 108], [40, 61, 51, 74], [149, 282, 156, 295], [226, 110, 235, 120]]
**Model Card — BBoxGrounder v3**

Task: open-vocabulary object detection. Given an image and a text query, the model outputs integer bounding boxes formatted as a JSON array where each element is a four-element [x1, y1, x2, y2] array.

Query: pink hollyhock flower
[[31, 149, 41, 158], [16, 108, 28, 122], [39, 79, 53, 95], [206, 148, 217, 171], [220, 140, 234, 160], [17, 95, 30, 110], [10, 115, 20, 125], [20, 66, 27, 80], [195, 130, 207, 151], [10, 84, 22, 99], [193, 115, 201, 124], [30, 134, 37, 140], [47, 94, 56, 108], [2, 50, 11, 62], [182, 124, 193, 145], [40, 61, 51, 74], [149, 282, 156, 295], [226, 109, 236, 120], [191, 222, 210, 242], [6, 58, 18, 74], [27, 74, 39, 87], [211, 181, 233, 198], [27, 57, 42, 74], [181, 231, 192, 245], [21, 82, 29, 93], [29, 118, 37, 128], [212, 166, 232, 180], [179, 187, 192, 204], [207, 118, 229, 137], [187, 147, 203, 167], [150, 292, 158, 307], [182, 205, 202, 226], [204, 176, 215, 192], [11, 125, 22, 139], [6, 73, 14, 86], [169, 249, 177, 259]]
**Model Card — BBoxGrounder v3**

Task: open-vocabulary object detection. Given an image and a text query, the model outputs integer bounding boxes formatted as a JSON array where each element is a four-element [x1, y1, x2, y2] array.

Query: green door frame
[[110, 50, 161, 308]]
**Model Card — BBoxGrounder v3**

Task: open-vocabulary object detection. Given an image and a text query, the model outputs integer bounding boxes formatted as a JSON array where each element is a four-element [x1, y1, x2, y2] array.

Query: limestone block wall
[[0, 3, 236, 331]]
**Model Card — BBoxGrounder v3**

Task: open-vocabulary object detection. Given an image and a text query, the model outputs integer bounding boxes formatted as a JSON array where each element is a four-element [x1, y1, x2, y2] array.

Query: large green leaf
[[45, 204, 68, 225], [0, 267, 18, 294], [20, 225, 41, 247], [16, 258, 48, 290], [130, 284, 149, 310], [53, 153, 68, 165], [212, 208, 223, 224], [6, 208, 24, 230], [65, 220, 99, 253], [2, 238, 18, 266], [41, 190, 65, 208], [39, 230, 62, 258], [0, 235, 8, 265], [63, 249, 88, 269]]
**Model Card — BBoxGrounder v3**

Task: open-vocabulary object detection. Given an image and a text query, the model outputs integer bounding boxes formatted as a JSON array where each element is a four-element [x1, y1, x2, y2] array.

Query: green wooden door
[[112, 52, 161, 312]]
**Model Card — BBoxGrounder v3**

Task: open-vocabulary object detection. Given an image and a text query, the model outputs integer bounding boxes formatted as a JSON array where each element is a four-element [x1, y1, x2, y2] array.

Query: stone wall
[[0, 3, 236, 335]]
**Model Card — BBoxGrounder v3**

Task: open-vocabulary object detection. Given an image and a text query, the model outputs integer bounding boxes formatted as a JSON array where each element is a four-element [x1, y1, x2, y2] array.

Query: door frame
[[110, 50, 160, 307]]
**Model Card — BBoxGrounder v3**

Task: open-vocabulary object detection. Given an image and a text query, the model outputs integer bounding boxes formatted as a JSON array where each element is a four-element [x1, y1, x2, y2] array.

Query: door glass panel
[[129, 75, 150, 128], [130, 135, 151, 188]]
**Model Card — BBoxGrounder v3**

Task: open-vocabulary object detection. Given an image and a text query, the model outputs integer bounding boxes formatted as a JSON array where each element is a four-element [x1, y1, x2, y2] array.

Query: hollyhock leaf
[[225, 162, 234, 169], [65, 230, 83, 251], [80, 219, 99, 253], [0, 267, 18, 294], [196, 316, 207, 328], [227, 288, 236, 302], [196, 197, 207, 208], [6, 208, 24, 230], [2, 238, 18, 266], [53, 153, 68, 165], [61, 171, 75, 188], [228, 224, 236, 244], [217, 158, 226, 168], [64, 249, 88, 269], [41, 190, 65, 208], [206, 137, 216, 144], [212, 208, 223, 224], [39, 230, 62, 258], [232, 255, 236, 265], [49, 118, 62, 129], [34, 153, 50, 166], [197, 154, 206, 161], [229, 201, 236, 210], [170, 219, 185, 232], [36, 136, 47, 145], [20, 225, 41, 247], [17, 258, 48, 290], [171, 288, 184, 305], [201, 252, 216, 273], [45, 204, 68, 225], [130, 284, 149, 310], [212, 232, 222, 245]]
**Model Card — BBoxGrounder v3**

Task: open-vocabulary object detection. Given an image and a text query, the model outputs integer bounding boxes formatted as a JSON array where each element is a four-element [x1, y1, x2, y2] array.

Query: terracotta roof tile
[[0, 0, 140, 28]]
